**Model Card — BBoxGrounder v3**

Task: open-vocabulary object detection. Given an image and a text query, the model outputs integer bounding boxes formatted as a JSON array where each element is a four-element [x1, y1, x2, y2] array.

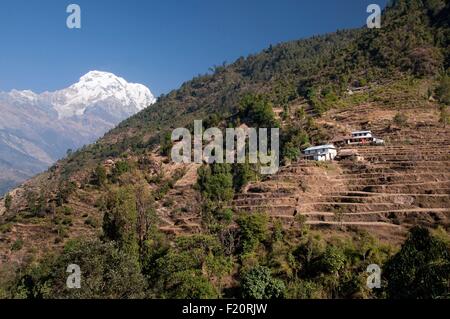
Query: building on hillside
[[303, 144, 337, 161], [335, 130, 384, 146]]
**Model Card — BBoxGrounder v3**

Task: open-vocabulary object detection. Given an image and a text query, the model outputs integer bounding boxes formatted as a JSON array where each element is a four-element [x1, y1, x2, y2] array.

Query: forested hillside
[[0, 0, 449, 299]]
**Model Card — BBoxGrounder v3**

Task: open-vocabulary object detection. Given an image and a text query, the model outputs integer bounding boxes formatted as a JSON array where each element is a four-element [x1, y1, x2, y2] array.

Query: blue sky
[[0, 0, 387, 96]]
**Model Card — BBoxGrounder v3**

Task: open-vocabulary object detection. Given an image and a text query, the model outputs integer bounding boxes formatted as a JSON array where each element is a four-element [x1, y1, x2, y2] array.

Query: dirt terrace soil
[[230, 101, 450, 243], [0, 94, 448, 266]]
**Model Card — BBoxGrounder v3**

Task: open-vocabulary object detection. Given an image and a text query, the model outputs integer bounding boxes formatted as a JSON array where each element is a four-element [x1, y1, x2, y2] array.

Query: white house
[[338, 130, 384, 146], [303, 144, 337, 161], [352, 130, 373, 139]]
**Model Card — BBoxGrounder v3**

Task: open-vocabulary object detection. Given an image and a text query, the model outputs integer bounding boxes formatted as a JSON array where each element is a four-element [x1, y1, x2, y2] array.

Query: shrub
[[238, 94, 279, 128], [237, 213, 269, 254], [232, 162, 259, 191], [93, 165, 107, 187], [393, 112, 408, 126], [102, 186, 139, 259], [111, 161, 130, 179], [4, 194, 12, 211], [435, 75, 450, 105], [84, 216, 99, 228], [160, 132, 173, 157], [166, 270, 218, 299], [215, 208, 233, 223], [197, 164, 234, 202], [149, 235, 226, 297], [11, 239, 24, 251], [384, 227, 450, 299], [10, 240, 146, 299], [439, 106, 449, 127], [240, 265, 285, 299], [0, 223, 13, 234], [56, 181, 77, 206], [281, 125, 310, 162], [315, 246, 346, 275]]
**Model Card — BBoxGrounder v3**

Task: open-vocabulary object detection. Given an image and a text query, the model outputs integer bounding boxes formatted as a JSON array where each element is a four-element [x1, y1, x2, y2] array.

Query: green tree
[[238, 94, 279, 128], [4, 194, 12, 211], [281, 124, 310, 162], [316, 246, 346, 275], [10, 240, 146, 299], [240, 265, 285, 299], [232, 162, 259, 191], [56, 181, 77, 206], [237, 213, 269, 254], [393, 112, 408, 126], [166, 270, 218, 299], [160, 132, 173, 157], [102, 187, 139, 259], [384, 227, 450, 299], [205, 254, 233, 294], [93, 165, 107, 187], [111, 161, 130, 182], [439, 106, 450, 127], [197, 164, 234, 202], [150, 235, 225, 298], [436, 76, 450, 105]]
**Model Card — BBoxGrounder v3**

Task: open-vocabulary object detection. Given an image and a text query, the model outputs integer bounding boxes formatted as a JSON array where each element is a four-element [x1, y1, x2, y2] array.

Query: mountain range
[[0, 0, 449, 299], [0, 71, 155, 195]]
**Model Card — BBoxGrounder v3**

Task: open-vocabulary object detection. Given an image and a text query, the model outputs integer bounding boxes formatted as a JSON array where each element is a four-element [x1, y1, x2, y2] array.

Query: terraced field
[[230, 101, 450, 242]]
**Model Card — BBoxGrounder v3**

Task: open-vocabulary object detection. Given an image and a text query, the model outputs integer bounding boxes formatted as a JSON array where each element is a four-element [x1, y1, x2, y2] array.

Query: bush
[[149, 235, 227, 297], [84, 216, 99, 228], [436, 75, 450, 105], [10, 240, 146, 299], [166, 270, 218, 299], [160, 132, 173, 157], [11, 239, 23, 251], [93, 165, 107, 187], [197, 164, 234, 202], [56, 181, 77, 206], [215, 208, 233, 223], [384, 227, 450, 299], [393, 112, 408, 126], [315, 246, 346, 275], [240, 265, 285, 299], [26, 191, 47, 217], [238, 94, 279, 128], [439, 106, 449, 127], [111, 161, 131, 182], [232, 162, 259, 191], [281, 125, 309, 162], [0, 223, 13, 234], [237, 213, 269, 254], [102, 186, 139, 259], [4, 194, 12, 211]]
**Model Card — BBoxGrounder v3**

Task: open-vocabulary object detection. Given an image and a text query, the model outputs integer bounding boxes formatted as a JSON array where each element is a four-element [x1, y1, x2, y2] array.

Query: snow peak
[[182, 303, 216, 317]]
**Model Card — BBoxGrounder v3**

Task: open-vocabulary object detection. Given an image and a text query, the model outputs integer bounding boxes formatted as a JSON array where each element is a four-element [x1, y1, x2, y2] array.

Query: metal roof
[[304, 144, 336, 152], [352, 130, 372, 135]]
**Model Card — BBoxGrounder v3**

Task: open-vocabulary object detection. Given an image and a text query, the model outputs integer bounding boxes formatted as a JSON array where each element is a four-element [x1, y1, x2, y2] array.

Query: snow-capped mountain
[[4, 70, 155, 119], [0, 71, 156, 195], [49, 71, 155, 119]]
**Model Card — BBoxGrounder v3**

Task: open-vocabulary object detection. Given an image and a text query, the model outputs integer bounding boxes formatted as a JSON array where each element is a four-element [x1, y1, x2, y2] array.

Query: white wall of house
[[304, 146, 337, 161]]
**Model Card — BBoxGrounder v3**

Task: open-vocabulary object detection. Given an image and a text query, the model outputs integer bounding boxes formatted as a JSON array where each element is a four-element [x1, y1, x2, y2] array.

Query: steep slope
[[0, 71, 155, 194], [231, 79, 450, 243], [48, 0, 449, 176]]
